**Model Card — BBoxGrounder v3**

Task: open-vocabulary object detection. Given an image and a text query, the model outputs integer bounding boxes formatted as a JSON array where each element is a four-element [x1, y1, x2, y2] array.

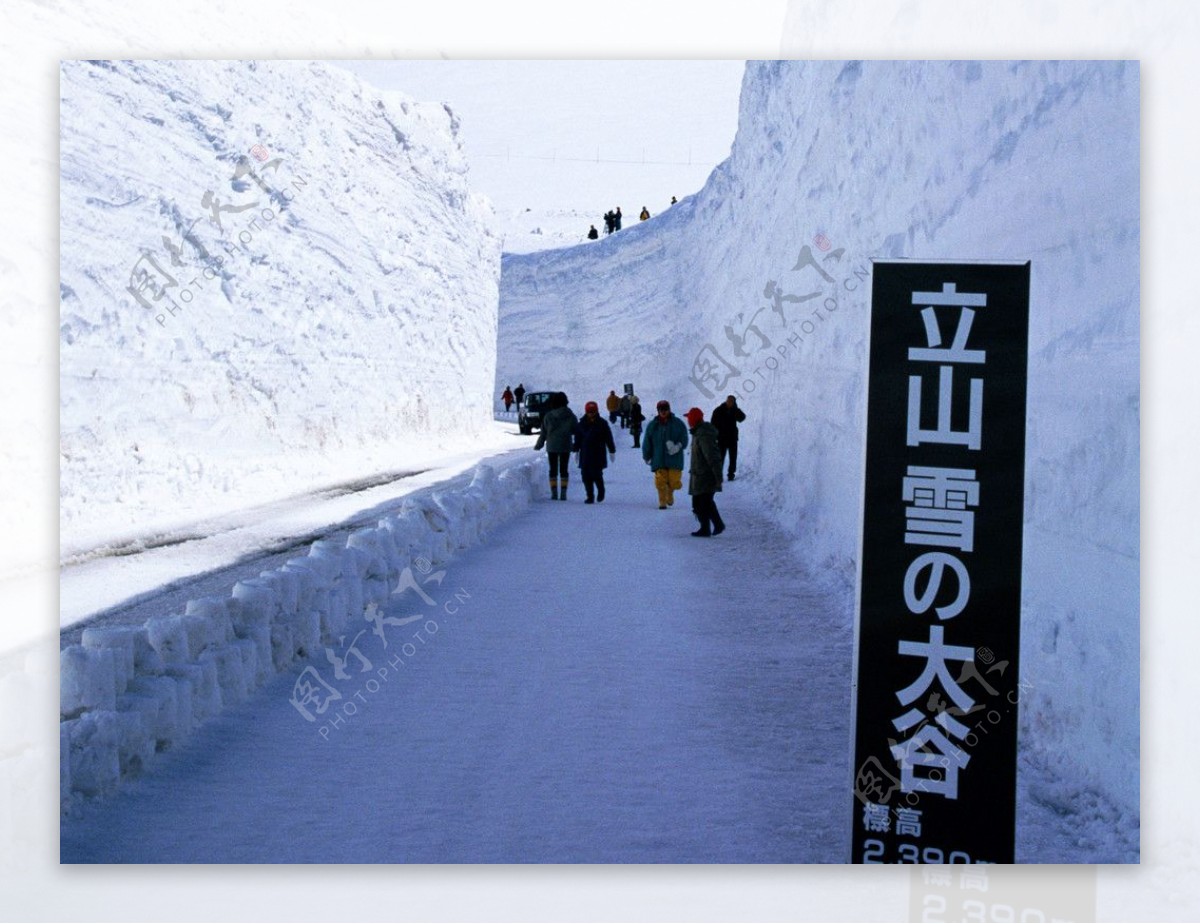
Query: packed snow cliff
[[60, 60, 499, 559], [498, 61, 1139, 837]]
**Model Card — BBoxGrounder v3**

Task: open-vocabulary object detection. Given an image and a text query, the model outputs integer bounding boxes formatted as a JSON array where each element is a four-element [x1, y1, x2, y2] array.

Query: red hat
[[685, 407, 704, 426], [585, 401, 599, 413]]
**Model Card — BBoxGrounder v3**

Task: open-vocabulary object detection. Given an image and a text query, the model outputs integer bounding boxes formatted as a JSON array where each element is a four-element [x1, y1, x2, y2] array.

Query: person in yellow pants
[[641, 399, 689, 509]]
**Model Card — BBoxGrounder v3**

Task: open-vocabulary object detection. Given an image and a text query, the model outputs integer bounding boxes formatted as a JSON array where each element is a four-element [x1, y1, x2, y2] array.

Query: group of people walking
[[500, 383, 526, 412], [531, 390, 746, 538]]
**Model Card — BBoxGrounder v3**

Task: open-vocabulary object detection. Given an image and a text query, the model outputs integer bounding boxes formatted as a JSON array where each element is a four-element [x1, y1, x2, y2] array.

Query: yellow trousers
[[654, 468, 683, 507]]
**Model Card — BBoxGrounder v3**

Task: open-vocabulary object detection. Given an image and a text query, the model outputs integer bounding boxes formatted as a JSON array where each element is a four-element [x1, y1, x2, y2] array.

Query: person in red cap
[[572, 400, 616, 503], [642, 399, 689, 509], [684, 407, 725, 537]]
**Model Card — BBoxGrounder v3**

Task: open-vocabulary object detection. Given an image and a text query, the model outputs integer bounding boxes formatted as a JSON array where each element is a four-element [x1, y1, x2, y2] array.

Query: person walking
[[534, 392, 578, 500], [587, 224, 599, 240], [639, 206, 650, 221], [684, 408, 725, 537], [514, 383, 526, 408], [628, 396, 645, 449], [501, 385, 514, 413], [711, 394, 747, 481], [617, 392, 631, 429], [642, 399, 688, 509], [573, 401, 616, 504], [605, 389, 620, 424]]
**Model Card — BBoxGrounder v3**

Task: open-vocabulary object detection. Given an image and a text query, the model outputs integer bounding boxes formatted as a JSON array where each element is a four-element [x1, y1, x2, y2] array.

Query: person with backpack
[[684, 407, 725, 537], [573, 401, 616, 504], [628, 396, 645, 449], [641, 399, 688, 509], [534, 392, 578, 500], [639, 206, 650, 221]]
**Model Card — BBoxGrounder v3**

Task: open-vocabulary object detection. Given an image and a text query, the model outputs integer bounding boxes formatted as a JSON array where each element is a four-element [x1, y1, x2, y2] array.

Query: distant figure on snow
[[684, 407, 725, 537], [711, 395, 747, 481], [614, 207, 623, 231], [639, 206, 650, 221], [628, 395, 645, 449], [501, 385, 514, 412], [618, 392, 632, 429], [587, 224, 599, 240], [603, 211, 615, 235], [514, 383, 526, 407], [534, 392, 578, 501], [642, 399, 688, 510], [573, 401, 616, 504], [670, 195, 678, 205], [605, 389, 620, 423]]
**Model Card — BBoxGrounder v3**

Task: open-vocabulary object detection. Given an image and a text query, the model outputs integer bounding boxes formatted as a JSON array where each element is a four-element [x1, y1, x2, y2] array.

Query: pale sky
[[338, 60, 746, 216]]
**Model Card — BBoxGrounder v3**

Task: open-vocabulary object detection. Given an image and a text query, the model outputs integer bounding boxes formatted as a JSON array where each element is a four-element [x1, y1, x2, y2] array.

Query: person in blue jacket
[[573, 401, 616, 503], [641, 399, 689, 509]]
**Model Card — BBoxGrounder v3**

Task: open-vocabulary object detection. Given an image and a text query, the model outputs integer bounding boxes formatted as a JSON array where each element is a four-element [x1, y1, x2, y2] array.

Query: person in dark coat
[[628, 396, 645, 448], [684, 407, 725, 537], [514, 383, 526, 407], [710, 394, 747, 481], [617, 393, 631, 429], [573, 401, 616, 503], [587, 224, 599, 240], [614, 206, 623, 230], [501, 385, 514, 412], [603, 211, 615, 235], [534, 392, 578, 500]]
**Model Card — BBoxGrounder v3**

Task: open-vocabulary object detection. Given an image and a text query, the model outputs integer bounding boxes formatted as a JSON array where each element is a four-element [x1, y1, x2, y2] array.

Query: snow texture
[[59, 60, 500, 559], [497, 61, 1139, 835], [59, 456, 545, 809]]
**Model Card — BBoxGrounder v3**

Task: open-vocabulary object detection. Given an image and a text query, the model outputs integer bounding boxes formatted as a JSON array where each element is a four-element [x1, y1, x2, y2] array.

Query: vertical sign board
[[850, 261, 1030, 865]]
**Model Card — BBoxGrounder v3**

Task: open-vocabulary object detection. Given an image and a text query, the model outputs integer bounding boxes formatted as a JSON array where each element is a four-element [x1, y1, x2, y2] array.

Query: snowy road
[[61, 446, 856, 863]]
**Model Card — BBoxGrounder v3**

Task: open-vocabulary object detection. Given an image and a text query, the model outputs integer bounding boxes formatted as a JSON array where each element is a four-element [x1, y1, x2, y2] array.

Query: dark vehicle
[[518, 390, 556, 435]]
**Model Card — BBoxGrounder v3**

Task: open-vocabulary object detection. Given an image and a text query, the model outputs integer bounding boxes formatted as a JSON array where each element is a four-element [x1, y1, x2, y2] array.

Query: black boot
[[550, 479, 558, 500], [560, 479, 568, 500]]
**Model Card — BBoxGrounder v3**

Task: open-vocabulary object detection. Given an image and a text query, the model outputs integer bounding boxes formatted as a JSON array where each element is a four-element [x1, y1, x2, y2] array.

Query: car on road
[[518, 390, 556, 435]]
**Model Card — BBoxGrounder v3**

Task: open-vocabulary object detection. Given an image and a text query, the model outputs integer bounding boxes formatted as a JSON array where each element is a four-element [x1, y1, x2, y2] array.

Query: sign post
[[850, 260, 1031, 865]]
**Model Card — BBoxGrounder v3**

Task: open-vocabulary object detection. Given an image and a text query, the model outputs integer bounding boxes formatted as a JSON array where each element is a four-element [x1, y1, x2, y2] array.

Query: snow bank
[[60, 458, 544, 809], [60, 60, 500, 558], [497, 62, 1138, 819]]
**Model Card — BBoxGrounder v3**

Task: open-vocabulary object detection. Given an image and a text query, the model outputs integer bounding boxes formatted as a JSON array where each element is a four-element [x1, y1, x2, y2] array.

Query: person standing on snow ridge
[[534, 391, 578, 500], [628, 396, 645, 449], [587, 224, 599, 240], [642, 399, 688, 509], [604, 211, 615, 235], [573, 401, 616, 504], [684, 407, 725, 537], [502, 385, 514, 412], [670, 196, 677, 205], [606, 389, 620, 423], [639, 206, 650, 221], [710, 394, 747, 481], [614, 207, 623, 231]]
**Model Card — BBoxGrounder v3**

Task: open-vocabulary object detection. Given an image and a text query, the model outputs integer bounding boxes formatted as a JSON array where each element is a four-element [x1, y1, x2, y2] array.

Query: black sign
[[850, 261, 1030, 865], [623, 382, 634, 395]]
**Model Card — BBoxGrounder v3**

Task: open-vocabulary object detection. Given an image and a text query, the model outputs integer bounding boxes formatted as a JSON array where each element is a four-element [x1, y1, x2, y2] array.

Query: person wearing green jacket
[[534, 392, 579, 500], [641, 399, 689, 509], [684, 407, 725, 536]]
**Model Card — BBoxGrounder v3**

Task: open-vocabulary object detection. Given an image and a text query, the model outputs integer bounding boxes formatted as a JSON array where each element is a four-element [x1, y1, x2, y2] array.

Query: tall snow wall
[[498, 61, 1139, 818], [60, 60, 499, 556]]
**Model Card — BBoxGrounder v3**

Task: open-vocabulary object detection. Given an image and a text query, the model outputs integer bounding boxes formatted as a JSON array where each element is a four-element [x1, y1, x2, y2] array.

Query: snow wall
[[60, 457, 545, 807], [498, 62, 1139, 818], [60, 60, 499, 557]]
